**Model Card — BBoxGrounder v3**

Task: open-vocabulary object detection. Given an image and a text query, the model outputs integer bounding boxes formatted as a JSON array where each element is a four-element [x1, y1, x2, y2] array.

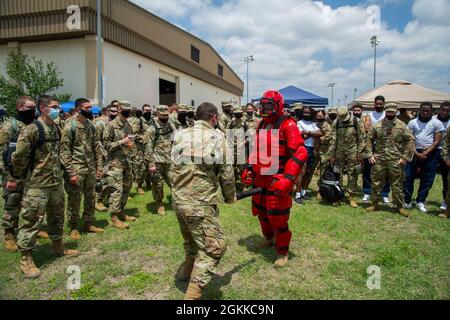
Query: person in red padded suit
[[242, 90, 308, 268]]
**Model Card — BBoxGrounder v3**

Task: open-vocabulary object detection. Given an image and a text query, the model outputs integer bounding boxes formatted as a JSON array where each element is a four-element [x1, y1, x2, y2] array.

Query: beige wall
[[0, 39, 87, 100]]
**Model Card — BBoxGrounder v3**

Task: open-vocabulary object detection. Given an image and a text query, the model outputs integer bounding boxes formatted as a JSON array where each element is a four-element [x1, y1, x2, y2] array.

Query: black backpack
[[319, 166, 345, 203], [2, 119, 20, 176]]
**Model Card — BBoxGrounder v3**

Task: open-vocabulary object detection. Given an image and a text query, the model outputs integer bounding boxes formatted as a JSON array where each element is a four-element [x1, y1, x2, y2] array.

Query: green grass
[[0, 176, 449, 300]]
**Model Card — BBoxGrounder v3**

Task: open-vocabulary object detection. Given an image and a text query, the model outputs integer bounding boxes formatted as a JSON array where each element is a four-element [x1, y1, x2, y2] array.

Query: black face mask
[[235, 114, 243, 119], [303, 115, 312, 121], [419, 114, 432, 123], [143, 112, 152, 121], [136, 110, 143, 119], [317, 118, 325, 123], [187, 112, 195, 119], [247, 112, 254, 118], [80, 109, 93, 120], [121, 110, 131, 118], [159, 118, 169, 124], [109, 115, 117, 121], [329, 114, 337, 121], [353, 112, 362, 119], [375, 107, 384, 113], [385, 115, 396, 121], [178, 113, 187, 125], [17, 108, 36, 125], [295, 111, 302, 119]]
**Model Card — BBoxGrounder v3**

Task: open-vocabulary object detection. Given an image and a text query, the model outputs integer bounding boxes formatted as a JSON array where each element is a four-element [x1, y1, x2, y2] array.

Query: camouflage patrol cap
[[186, 105, 195, 112], [292, 103, 304, 110], [119, 101, 132, 110], [385, 102, 398, 112], [222, 100, 236, 108], [178, 104, 189, 112], [156, 105, 170, 115], [328, 107, 338, 115], [337, 106, 349, 119]]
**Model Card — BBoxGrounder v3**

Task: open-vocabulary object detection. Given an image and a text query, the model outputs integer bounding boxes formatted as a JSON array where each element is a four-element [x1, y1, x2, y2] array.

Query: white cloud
[[131, 0, 450, 105]]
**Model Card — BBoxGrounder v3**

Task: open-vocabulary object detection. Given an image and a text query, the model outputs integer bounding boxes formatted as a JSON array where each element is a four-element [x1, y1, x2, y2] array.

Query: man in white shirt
[[434, 101, 450, 210], [295, 106, 322, 203], [405, 102, 445, 213], [362, 96, 391, 204]]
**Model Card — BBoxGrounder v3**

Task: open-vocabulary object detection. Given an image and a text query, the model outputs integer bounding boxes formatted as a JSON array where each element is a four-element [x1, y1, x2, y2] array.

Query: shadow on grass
[[174, 258, 257, 300], [145, 202, 173, 215], [237, 234, 295, 263], [124, 208, 140, 218], [33, 240, 79, 268]]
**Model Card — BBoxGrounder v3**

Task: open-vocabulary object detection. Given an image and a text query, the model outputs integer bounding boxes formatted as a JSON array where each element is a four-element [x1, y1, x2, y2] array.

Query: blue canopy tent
[[60, 101, 76, 113], [253, 85, 328, 108], [91, 105, 101, 115]]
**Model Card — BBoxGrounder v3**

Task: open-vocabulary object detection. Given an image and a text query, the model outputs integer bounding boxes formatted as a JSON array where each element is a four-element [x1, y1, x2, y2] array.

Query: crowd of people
[[1, 92, 449, 300]]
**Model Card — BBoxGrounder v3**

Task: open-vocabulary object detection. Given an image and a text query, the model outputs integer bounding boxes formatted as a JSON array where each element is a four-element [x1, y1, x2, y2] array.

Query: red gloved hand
[[269, 174, 294, 198], [241, 168, 254, 186]]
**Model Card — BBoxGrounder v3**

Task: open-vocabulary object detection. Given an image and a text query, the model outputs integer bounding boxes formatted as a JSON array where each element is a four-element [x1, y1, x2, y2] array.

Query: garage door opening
[[159, 78, 176, 106]]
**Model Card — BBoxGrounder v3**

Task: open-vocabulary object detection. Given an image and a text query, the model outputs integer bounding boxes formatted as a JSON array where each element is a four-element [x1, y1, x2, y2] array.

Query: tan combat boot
[[137, 187, 145, 196], [184, 282, 203, 300], [20, 251, 41, 279], [95, 201, 108, 212], [366, 204, 381, 212], [111, 215, 129, 230], [256, 238, 274, 250], [83, 221, 104, 234], [70, 229, 81, 241], [316, 192, 322, 201], [157, 206, 166, 216], [4, 231, 18, 252], [37, 230, 49, 239], [119, 212, 137, 222], [349, 197, 358, 208], [177, 256, 195, 282], [52, 240, 80, 257], [398, 208, 410, 218], [274, 255, 289, 268]]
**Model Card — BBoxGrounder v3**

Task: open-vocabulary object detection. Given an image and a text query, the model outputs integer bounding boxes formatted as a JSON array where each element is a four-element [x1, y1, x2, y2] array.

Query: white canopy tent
[[354, 80, 450, 109]]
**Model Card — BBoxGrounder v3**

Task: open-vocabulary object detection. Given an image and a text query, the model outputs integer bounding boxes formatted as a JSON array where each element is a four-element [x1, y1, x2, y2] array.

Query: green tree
[[0, 50, 71, 116]]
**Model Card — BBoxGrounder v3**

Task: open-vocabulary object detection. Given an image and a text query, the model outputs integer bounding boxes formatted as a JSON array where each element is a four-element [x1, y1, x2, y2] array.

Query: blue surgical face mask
[[49, 108, 60, 120]]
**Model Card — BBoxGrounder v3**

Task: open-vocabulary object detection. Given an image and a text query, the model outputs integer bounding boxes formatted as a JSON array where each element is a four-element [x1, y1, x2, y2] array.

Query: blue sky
[[131, 0, 450, 104]]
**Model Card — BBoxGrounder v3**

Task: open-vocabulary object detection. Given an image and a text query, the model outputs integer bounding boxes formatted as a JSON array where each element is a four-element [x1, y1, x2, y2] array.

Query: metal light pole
[[242, 55, 255, 103], [370, 35, 380, 88], [328, 82, 337, 107], [97, 0, 103, 107], [344, 94, 348, 106], [354, 88, 357, 100]]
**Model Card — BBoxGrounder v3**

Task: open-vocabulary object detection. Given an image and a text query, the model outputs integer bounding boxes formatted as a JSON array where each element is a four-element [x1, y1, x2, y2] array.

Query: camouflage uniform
[[171, 120, 236, 288], [326, 107, 338, 126], [0, 118, 26, 233], [102, 106, 135, 219], [441, 127, 450, 217], [329, 107, 365, 197], [60, 117, 102, 227], [226, 110, 248, 191], [365, 104, 415, 210], [173, 104, 190, 130], [93, 116, 109, 205], [128, 115, 148, 189], [13, 118, 65, 251], [317, 120, 333, 185], [218, 101, 235, 132], [144, 106, 175, 208]]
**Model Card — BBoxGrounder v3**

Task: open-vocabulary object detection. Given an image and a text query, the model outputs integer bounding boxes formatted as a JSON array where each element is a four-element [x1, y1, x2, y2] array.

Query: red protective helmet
[[259, 90, 284, 120]]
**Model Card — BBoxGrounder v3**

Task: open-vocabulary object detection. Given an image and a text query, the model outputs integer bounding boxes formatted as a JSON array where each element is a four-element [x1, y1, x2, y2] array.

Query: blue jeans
[[437, 150, 449, 200], [363, 158, 390, 197], [404, 148, 439, 204]]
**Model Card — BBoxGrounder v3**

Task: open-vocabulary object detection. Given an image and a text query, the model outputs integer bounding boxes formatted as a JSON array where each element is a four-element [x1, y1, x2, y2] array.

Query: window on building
[[218, 64, 224, 77], [191, 45, 200, 63]]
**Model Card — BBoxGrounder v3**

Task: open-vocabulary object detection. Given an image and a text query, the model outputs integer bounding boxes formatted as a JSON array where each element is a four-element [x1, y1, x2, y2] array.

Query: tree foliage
[[0, 50, 71, 115]]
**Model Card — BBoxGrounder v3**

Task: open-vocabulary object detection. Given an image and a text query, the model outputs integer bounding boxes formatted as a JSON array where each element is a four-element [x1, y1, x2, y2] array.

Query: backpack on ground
[[319, 165, 345, 203]]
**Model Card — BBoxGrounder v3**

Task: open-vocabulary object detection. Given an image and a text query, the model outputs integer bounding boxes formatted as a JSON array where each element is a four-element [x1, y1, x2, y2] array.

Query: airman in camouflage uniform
[[326, 107, 338, 126], [103, 101, 137, 230], [1, 96, 39, 252], [173, 104, 189, 130], [13, 95, 79, 279], [244, 104, 260, 131], [144, 105, 175, 216], [169, 104, 179, 127], [218, 101, 235, 132], [93, 107, 112, 212], [316, 110, 333, 198], [329, 107, 365, 207], [226, 108, 248, 192], [60, 99, 104, 240], [128, 107, 148, 195], [186, 105, 196, 128], [171, 102, 236, 300], [440, 125, 450, 219], [365, 103, 415, 217]]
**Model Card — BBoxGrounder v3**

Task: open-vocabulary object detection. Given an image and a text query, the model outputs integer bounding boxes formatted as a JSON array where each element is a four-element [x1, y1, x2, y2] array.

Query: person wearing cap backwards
[[326, 107, 338, 126], [292, 103, 303, 122], [329, 106, 365, 208], [365, 103, 415, 217], [227, 107, 249, 192], [144, 105, 176, 216], [102, 101, 138, 230], [242, 90, 308, 268], [218, 101, 235, 131]]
